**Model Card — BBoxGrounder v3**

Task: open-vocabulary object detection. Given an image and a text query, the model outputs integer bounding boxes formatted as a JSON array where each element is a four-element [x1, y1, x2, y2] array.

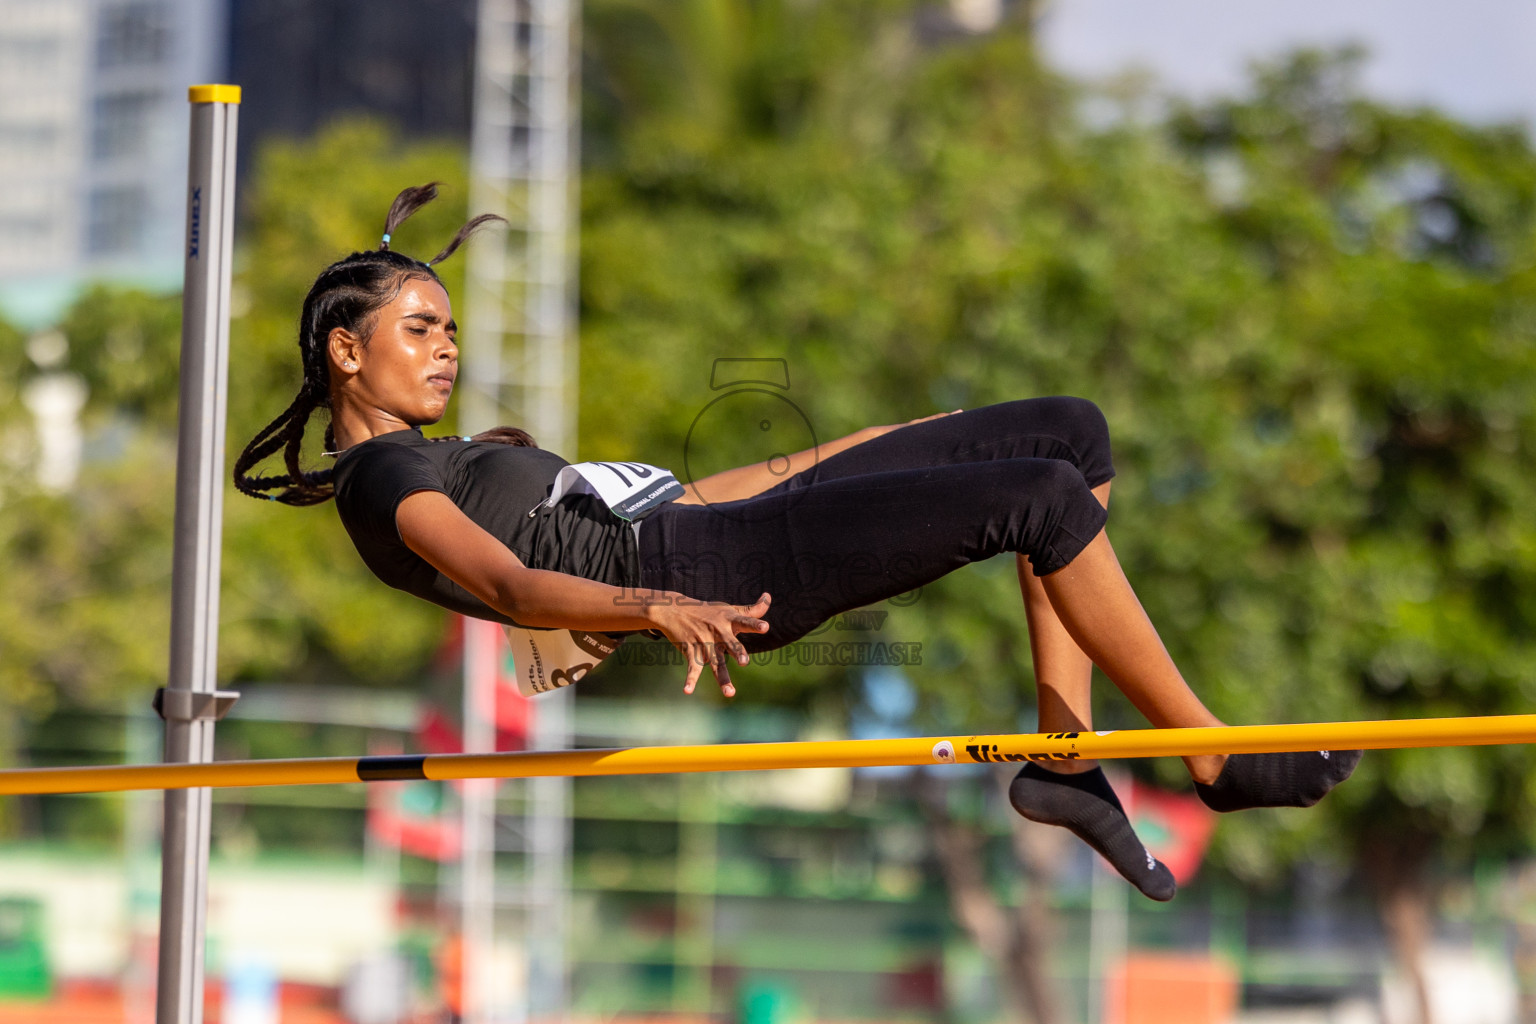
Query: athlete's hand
[[863, 409, 963, 441], [650, 592, 771, 698]]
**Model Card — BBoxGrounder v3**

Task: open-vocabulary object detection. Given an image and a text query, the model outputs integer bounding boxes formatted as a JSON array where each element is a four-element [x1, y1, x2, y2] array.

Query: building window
[[92, 91, 159, 160], [87, 185, 148, 256], [0, 122, 59, 153], [0, 214, 52, 246], [0, 36, 62, 77], [96, 1, 170, 69]]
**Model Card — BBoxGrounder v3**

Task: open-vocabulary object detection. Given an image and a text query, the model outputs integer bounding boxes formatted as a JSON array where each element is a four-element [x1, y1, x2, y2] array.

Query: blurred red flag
[[364, 738, 461, 862], [367, 781, 461, 861], [429, 617, 534, 751], [368, 614, 539, 862], [1128, 779, 1216, 884], [416, 706, 460, 755], [494, 633, 532, 749]]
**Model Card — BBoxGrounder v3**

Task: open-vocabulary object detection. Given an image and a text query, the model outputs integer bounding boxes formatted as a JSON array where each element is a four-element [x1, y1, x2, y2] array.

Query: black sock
[[1008, 764, 1176, 902], [1194, 750, 1363, 813]]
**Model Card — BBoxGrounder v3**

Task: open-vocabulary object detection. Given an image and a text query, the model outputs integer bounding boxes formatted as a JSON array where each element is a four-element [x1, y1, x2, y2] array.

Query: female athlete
[[235, 185, 1359, 900]]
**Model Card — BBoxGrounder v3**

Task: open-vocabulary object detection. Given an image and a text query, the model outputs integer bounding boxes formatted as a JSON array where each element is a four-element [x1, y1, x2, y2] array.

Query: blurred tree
[[1162, 49, 1536, 1022], [0, 122, 479, 841], [1, 4, 1534, 1018], [579, 4, 1086, 1018], [0, 293, 180, 837], [579, 7, 1536, 1018], [59, 285, 185, 430], [0, 291, 182, 717]]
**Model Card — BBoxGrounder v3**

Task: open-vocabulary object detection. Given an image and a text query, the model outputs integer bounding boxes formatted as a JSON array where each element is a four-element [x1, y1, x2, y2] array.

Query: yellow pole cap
[[188, 84, 242, 105]]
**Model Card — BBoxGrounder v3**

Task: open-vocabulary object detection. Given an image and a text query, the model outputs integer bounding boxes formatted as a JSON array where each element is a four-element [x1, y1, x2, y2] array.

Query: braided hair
[[234, 183, 534, 505]]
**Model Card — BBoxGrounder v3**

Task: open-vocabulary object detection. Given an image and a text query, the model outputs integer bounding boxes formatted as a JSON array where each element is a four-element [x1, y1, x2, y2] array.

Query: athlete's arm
[[674, 410, 961, 505], [395, 489, 769, 695], [672, 429, 867, 505]]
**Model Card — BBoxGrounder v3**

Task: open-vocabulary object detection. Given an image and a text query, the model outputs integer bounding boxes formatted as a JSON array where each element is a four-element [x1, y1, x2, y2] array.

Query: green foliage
[[59, 285, 184, 427], [0, 447, 174, 715], [3, 1, 1536, 899], [0, 286, 182, 720], [577, 15, 1536, 887], [0, 123, 475, 798], [0, 316, 29, 430]]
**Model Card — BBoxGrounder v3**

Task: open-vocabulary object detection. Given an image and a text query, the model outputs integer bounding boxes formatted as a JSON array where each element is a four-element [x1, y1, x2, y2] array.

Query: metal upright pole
[[525, 4, 576, 1014], [468, 1, 579, 1017], [156, 84, 242, 1024], [460, 618, 500, 1023]]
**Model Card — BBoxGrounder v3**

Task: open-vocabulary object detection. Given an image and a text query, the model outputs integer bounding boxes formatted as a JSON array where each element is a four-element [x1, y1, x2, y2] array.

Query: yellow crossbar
[[3, 714, 1534, 796]]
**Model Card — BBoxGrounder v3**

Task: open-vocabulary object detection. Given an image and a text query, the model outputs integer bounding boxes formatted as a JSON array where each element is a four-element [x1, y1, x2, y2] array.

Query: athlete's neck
[[329, 396, 424, 452]]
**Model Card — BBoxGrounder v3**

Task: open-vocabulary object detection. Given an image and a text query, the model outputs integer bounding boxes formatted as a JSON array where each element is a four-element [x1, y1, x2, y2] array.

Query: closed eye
[[402, 313, 450, 333]]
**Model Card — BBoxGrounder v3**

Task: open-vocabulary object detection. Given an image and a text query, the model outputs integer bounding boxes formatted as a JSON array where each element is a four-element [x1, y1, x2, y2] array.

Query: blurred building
[[0, 0, 476, 330], [0, 0, 224, 326], [226, 0, 475, 171]]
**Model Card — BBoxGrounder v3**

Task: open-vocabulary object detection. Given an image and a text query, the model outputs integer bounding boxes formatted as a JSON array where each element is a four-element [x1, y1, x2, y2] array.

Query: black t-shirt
[[332, 428, 640, 627]]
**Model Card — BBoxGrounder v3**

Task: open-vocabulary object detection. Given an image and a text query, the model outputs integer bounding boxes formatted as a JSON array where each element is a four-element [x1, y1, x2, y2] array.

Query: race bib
[[535, 461, 686, 522], [505, 627, 624, 697]]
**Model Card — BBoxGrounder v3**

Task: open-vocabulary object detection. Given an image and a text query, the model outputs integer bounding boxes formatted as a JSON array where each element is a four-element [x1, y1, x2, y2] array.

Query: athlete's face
[[333, 276, 458, 426]]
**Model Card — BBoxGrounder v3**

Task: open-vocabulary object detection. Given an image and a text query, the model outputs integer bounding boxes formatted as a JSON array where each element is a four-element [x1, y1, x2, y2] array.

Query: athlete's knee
[[994, 456, 1098, 526], [1052, 395, 1109, 448], [1031, 456, 1097, 509], [1019, 458, 1107, 575], [1040, 396, 1113, 486]]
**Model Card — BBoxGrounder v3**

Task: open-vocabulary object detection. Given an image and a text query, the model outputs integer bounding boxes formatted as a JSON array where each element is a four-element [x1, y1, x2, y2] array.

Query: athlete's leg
[[793, 397, 1126, 739], [990, 468, 1227, 781], [645, 453, 1220, 753], [770, 396, 1117, 492], [1037, 529, 1226, 778], [639, 456, 1113, 652], [648, 451, 1226, 743], [646, 456, 1195, 900], [641, 453, 1358, 812], [1022, 480, 1108, 758], [1003, 472, 1355, 895], [1010, 473, 1179, 901], [1033, 527, 1360, 813], [781, 396, 1122, 733], [760, 395, 1119, 737]]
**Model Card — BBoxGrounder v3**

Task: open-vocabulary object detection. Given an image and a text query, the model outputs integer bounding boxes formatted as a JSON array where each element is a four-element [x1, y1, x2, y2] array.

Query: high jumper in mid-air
[[234, 184, 1359, 901]]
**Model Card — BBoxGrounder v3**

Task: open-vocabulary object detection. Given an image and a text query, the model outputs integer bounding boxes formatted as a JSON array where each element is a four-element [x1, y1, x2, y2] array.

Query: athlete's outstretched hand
[[650, 592, 771, 698]]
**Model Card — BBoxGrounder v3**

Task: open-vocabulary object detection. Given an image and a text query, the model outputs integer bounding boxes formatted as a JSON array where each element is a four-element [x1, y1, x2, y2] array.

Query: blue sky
[[1037, 0, 1536, 131]]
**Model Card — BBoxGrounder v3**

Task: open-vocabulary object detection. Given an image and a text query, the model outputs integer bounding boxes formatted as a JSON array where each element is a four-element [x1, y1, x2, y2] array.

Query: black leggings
[[636, 396, 1114, 653]]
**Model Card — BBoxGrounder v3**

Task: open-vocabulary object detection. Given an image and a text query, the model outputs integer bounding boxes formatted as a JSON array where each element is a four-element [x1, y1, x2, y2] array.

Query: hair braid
[[278, 390, 333, 505], [234, 183, 520, 506], [232, 395, 304, 498], [428, 214, 506, 265]]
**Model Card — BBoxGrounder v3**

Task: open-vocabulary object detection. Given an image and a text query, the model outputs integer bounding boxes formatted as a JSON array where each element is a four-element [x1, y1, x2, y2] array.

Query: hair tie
[[380, 233, 392, 250]]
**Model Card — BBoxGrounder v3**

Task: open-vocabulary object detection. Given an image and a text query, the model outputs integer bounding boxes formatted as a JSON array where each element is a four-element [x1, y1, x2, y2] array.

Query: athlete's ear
[[329, 327, 363, 378]]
